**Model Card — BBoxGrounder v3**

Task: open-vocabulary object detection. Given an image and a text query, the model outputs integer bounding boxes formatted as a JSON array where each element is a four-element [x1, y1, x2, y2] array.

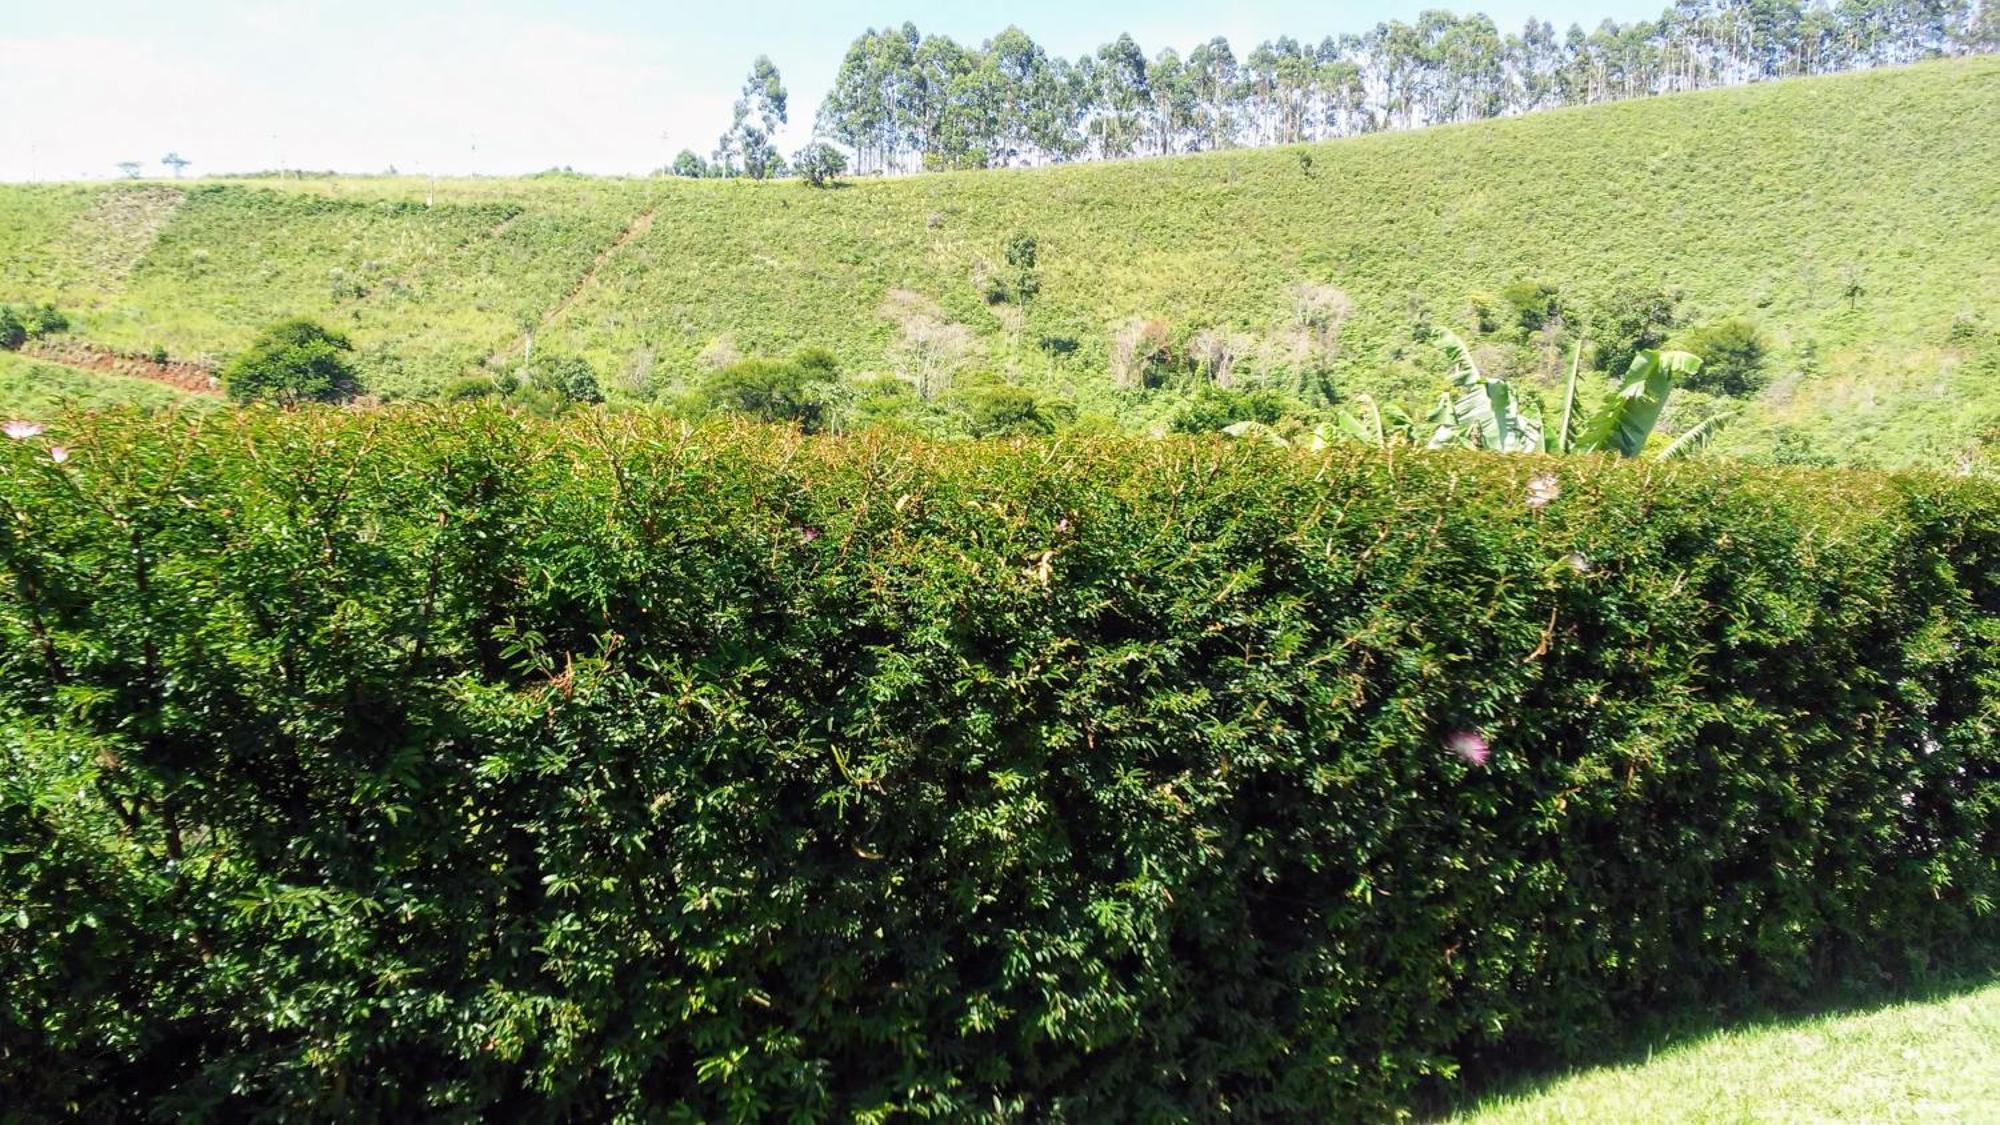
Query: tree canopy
[[222, 318, 361, 405], [811, 5, 1994, 173]]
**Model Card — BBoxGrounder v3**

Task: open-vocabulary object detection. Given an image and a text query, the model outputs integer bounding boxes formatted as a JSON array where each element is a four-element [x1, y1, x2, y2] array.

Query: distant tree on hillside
[[1594, 285, 1681, 377], [716, 56, 789, 180], [1673, 318, 1770, 396], [0, 303, 71, 350], [793, 142, 848, 187], [526, 353, 605, 404], [1004, 231, 1041, 304], [222, 318, 360, 405], [670, 149, 708, 178], [116, 161, 143, 179], [953, 380, 1061, 437], [1841, 265, 1866, 311], [701, 347, 839, 431], [161, 152, 191, 178], [1170, 385, 1295, 433]]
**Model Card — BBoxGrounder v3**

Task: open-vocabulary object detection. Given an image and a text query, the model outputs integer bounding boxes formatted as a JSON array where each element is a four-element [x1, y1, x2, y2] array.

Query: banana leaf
[[1577, 349, 1701, 458]]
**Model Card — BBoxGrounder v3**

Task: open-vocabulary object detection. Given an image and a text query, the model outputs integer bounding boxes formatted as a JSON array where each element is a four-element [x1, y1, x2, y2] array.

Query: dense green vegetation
[[221, 317, 362, 405], [0, 59, 1995, 469], [1, 408, 1993, 1118], [1455, 978, 2000, 1122]]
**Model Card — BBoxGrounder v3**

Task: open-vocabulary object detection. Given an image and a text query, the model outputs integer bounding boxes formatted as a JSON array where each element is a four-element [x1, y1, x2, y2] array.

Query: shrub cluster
[[221, 317, 362, 405], [0, 303, 69, 351], [0, 409, 1994, 1119]]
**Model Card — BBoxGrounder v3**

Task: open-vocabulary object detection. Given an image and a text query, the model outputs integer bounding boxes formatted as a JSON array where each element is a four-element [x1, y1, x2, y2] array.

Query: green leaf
[[1656, 411, 1734, 460], [1577, 348, 1700, 458], [1439, 330, 1483, 388], [1553, 339, 1583, 454], [1221, 420, 1289, 446]]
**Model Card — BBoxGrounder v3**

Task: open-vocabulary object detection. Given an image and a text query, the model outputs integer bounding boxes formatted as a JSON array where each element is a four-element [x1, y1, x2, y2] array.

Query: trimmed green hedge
[[1, 408, 1995, 1119]]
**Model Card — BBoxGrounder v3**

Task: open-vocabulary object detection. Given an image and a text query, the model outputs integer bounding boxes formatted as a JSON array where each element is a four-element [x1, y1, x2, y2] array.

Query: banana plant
[[1323, 394, 1419, 448], [1569, 346, 1705, 458], [1425, 331, 1545, 453], [1323, 332, 1725, 460]]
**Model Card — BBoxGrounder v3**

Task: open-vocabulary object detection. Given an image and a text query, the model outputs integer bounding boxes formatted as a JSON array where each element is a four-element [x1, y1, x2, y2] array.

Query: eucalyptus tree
[[804, 6, 1992, 174], [1314, 42, 1371, 137], [911, 33, 978, 168], [1090, 34, 1151, 159], [1507, 19, 1564, 111], [1271, 38, 1321, 142], [1185, 37, 1241, 149], [1436, 13, 1509, 121], [821, 28, 911, 173], [717, 56, 789, 179], [974, 26, 1086, 164], [1147, 48, 1197, 154]]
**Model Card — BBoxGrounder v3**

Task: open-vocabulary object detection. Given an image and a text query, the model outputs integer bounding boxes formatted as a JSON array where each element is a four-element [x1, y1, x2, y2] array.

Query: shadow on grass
[[1421, 963, 2000, 1121]]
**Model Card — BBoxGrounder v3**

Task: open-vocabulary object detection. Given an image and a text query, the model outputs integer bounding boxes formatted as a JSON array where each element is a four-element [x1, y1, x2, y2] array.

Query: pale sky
[[0, 0, 1664, 182]]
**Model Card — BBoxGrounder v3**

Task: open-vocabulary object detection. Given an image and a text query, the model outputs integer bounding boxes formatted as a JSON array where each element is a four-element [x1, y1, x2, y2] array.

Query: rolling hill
[[1, 57, 1995, 467]]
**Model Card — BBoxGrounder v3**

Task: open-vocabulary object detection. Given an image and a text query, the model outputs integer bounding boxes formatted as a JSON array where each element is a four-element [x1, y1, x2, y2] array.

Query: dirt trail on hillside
[[68, 187, 186, 289], [23, 340, 222, 396], [488, 206, 656, 364], [542, 207, 655, 329]]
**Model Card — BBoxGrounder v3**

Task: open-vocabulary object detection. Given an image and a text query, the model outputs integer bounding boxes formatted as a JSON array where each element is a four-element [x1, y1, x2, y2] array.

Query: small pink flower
[[1056, 517, 1071, 533], [47, 446, 69, 464], [800, 527, 821, 543], [3, 420, 44, 440], [1526, 472, 1561, 510], [1447, 731, 1491, 767]]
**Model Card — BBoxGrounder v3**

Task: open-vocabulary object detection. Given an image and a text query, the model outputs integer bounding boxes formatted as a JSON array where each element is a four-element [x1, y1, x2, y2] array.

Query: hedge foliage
[[1, 408, 1995, 1120]]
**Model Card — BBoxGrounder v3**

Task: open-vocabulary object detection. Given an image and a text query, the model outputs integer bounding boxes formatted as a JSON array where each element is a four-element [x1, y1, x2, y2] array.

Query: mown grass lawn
[[1454, 978, 2000, 1123]]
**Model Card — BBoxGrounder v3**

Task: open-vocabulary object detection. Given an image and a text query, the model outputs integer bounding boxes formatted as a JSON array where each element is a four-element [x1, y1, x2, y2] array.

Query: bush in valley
[[842, 374, 974, 436], [1169, 384, 1298, 433], [950, 377, 1071, 437], [1673, 318, 1772, 396], [1499, 280, 1564, 335], [442, 375, 499, 401], [221, 317, 362, 405], [0, 303, 70, 351], [0, 408, 1995, 1119], [700, 346, 841, 431], [525, 352, 606, 405], [20, 304, 68, 338], [1592, 284, 1682, 377], [1003, 230, 1040, 304]]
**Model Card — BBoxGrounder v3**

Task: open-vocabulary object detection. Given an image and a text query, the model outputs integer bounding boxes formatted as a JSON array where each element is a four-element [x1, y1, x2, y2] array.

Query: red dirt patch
[[23, 340, 222, 396]]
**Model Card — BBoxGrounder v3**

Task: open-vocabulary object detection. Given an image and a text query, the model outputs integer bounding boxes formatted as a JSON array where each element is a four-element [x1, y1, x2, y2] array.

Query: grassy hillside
[[1, 58, 1994, 465]]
